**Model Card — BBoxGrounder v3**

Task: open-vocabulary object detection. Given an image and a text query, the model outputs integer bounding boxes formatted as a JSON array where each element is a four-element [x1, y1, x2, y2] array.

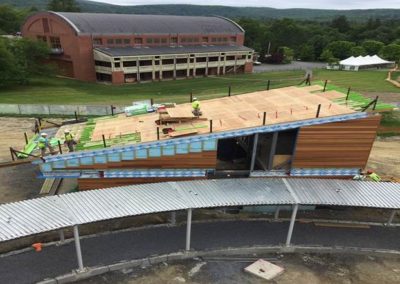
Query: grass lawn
[[0, 69, 398, 105]]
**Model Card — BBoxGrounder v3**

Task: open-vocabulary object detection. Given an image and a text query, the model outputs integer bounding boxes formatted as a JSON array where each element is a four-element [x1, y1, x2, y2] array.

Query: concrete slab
[[244, 259, 284, 280]]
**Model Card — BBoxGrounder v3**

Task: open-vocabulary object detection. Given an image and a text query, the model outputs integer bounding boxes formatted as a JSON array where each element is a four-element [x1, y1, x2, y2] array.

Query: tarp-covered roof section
[[95, 45, 253, 57], [52, 12, 244, 35]]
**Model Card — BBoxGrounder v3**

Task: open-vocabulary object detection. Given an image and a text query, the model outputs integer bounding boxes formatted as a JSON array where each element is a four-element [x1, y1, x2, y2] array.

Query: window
[[176, 58, 187, 64], [162, 59, 174, 65], [114, 62, 120, 68], [107, 39, 114, 44], [202, 37, 208, 43], [37, 35, 47, 42], [230, 36, 236, 42], [115, 39, 122, 44], [171, 37, 178, 44], [134, 38, 143, 44], [49, 37, 61, 49], [139, 60, 152, 66], [181, 38, 187, 43], [123, 61, 137, 67], [211, 38, 217, 43], [154, 38, 160, 44], [222, 37, 228, 42], [94, 60, 112, 67], [123, 38, 131, 44], [161, 38, 167, 44], [93, 38, 102, 45], [146, 38, 153, 44]]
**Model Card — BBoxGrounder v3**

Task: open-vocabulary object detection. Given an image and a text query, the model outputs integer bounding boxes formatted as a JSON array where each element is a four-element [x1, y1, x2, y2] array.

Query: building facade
[[22, 12, 254, 84]]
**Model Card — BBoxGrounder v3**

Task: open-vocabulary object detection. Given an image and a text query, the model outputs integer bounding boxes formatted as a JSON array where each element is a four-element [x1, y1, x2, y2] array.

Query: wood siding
[[292, 115, 380, 168], [78, 177, 205, 190], [74, 151, 217, 170]]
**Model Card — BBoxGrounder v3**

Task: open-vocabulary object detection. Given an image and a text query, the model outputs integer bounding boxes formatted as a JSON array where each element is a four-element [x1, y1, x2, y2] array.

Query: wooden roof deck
[[89, 86, 357, 143]]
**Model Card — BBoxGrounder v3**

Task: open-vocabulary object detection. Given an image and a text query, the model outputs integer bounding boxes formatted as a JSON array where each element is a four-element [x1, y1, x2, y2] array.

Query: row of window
[[37, 35, 62, 49], [93, 36, 237, 46]]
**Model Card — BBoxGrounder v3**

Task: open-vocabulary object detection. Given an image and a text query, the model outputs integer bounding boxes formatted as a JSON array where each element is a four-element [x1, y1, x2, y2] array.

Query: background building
[[22, 12, 253, 84]]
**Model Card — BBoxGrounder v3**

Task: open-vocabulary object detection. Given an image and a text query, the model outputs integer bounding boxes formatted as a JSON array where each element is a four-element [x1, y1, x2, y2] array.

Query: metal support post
[[262, 112, 266, 125], [24, 132, 29, 144], [274, 206, 281, 220], [250, 133, 259, 172], [228, 85, 231, 97], [387, 210, 396, 226], [185, 208, 192, 251], [58, 230, 65, 244], [111, 105, 114, 116], [209, 120, 213, 133], [73, 225, 85, 272], [346, 87, 351, 100], [267, 80, 270, 90], [285, 204, 299, 247], [10, 147, 15, 161], [190, 92, 193, 102], [170, 211, 176, 226], [316, 104, 321, 118], [267, 132, 278, 170], [157, 127, 160, 140], [57, 140, 63, 154], [372, 96, 379, 110], [74, 111, 78, 122], [102, 134, 106, 148], [323, 80, 327, 92]]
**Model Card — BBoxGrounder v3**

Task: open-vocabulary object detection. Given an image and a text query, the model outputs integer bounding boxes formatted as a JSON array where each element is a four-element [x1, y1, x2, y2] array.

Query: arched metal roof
[[0, 178, 399, 242], [50, 12, 244, 35]]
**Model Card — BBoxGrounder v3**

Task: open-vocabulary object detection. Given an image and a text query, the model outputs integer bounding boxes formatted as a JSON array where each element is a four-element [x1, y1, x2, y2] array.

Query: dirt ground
[[366, 136, 400, 177], [78, 253, 400, 284], [0, 117, 36, 163]]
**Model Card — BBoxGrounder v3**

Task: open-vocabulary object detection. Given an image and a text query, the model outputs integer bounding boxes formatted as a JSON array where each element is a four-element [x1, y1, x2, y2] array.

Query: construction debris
[[244, 258, 285, 280]]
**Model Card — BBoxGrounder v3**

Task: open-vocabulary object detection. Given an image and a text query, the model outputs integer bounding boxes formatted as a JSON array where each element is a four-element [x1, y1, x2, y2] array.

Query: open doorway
[[216, 135, 254, 171]]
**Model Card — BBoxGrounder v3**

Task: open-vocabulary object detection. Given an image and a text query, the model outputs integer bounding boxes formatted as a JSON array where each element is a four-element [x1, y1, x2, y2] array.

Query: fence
[[0, 104, 128, 116]]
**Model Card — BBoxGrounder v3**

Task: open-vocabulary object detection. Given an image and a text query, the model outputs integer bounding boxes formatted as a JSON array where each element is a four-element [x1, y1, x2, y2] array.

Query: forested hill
[[1, 0, 400, 21]]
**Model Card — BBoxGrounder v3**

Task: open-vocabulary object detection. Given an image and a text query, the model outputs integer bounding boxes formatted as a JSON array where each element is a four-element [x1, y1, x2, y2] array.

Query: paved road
[[253, 61, 326, 73], [0, 220, 399, 284]]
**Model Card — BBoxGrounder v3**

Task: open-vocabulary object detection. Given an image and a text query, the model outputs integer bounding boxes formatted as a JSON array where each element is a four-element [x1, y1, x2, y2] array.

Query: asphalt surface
[[0, 220, 399, 284], [253, 61, 326, 73]]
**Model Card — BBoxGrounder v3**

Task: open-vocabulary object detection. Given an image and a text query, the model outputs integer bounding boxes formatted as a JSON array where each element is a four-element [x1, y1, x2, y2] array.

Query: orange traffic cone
[[32, 243, 42, 252]]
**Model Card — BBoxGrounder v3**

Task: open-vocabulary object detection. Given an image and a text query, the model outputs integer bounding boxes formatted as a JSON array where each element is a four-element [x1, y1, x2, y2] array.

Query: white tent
[[339, 55, 394, 71]]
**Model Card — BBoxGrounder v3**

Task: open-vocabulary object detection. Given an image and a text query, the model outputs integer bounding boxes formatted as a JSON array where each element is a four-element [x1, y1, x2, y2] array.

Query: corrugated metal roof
[[95, 45, 253, 57], [0, 178, 399, 242], [52, 12, 244, 35]]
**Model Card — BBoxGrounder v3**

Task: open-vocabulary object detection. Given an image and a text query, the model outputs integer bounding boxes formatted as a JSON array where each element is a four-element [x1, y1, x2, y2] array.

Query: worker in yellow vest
[[37, 133, 55, 157], [64, 129, 76, 152], [192, 97, 202, 116], [367, 170, 381, 182]]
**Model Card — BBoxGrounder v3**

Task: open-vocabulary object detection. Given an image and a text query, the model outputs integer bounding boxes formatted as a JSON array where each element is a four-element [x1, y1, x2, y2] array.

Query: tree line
[[238, 16, 400, 63]]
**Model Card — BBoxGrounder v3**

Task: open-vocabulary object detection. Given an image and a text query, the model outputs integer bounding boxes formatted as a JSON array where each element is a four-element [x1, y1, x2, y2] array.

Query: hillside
[[1, 0, 400, 21]]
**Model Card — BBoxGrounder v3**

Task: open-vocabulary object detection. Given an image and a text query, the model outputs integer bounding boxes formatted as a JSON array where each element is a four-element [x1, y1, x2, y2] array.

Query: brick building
[[22, 12, 254, 84]]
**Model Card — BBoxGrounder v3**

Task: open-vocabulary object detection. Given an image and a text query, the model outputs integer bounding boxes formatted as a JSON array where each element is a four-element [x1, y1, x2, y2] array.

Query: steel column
[[285, 204, 299, 246], [170, 211, 176, 226], [267, 132, 278, 170], [58, 230, 65, 244], [186, 208, 192, 251], [274, 206, 281, 220], [73, 225, 85, 272], [387, 210, 396, 226], [250, 133, 259, 172]]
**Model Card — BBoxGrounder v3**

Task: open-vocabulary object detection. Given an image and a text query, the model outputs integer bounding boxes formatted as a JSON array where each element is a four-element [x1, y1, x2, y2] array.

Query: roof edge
[[215, 16, 245, 33], [48, 11, 81, 34]]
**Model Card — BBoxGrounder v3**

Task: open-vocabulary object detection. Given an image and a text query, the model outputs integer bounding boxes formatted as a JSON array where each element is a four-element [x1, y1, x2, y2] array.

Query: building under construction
[[33, 84, 387, 190]]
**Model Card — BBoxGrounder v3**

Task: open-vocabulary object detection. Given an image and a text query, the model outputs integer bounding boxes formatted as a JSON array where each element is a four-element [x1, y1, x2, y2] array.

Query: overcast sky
[[92, 0, 400, 9]]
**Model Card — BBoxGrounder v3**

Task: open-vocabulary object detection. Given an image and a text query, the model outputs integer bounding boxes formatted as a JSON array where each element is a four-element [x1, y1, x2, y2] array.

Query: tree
[[326, 41, 355, 59], [362, 40, 384, 55], [0, 39, 16, 85], [380, 44, 400, 62], [351, 46, 367, 56], [331, 15, 350, 33], [320, 49, 338, 63], [47, 0, 80, 12], [298, 45, 315, 61]]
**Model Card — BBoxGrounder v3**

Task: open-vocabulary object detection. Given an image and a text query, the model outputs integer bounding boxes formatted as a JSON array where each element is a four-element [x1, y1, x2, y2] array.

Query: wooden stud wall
[[78, 177, 205, 190], [74, 151, 217, 170], [292, 115, 381, 168]]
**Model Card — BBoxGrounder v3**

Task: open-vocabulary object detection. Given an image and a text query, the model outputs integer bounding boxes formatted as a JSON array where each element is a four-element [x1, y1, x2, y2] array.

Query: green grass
[[0, 69, 398, 105], [0, 71, 304, 105], [391, 71, 400, 82], [313, 70, 400, 93]]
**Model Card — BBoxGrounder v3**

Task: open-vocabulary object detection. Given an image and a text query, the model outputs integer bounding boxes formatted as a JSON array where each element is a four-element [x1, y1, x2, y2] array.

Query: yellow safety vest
[[369, 173, 381, 182], [38, 137, 47, 149], [65, 133, 73, 142], [192, 101, 200, 110]]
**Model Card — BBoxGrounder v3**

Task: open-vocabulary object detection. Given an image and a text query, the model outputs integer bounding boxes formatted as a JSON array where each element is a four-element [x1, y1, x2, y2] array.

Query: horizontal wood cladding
[[292, 115, 380, 168], [75, 151, 217, 170], [78, 177, 205, 190]]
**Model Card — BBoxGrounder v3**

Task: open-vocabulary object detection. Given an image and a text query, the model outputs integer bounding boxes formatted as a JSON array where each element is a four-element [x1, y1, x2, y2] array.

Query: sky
[[91, 0, 400, 10]]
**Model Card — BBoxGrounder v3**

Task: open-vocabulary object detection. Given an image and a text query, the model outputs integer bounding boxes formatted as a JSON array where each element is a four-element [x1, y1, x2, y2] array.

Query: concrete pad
[[244, 259, 284, 280]]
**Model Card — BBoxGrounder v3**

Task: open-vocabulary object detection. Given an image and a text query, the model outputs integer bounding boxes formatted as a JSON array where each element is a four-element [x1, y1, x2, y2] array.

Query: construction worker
[[367, 170, 381, 182], [37, 133, 55, 157], [64, 129, 76, 152], [192, 97, 202, 116]]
